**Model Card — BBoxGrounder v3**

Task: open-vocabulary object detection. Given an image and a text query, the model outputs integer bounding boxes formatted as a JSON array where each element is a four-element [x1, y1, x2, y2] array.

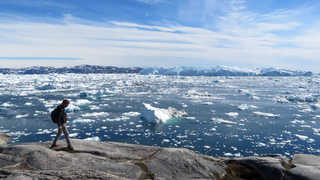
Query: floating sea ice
[[231, 146, 238, 151], [212, 118, 237, 125], [8, 131, 31, 136], [75, 99, 91, 106], [295, 134, 308, 141], [65, 104, 81, 112], [307, 138, 315, 143], [141, 103, 187, 124], [237, 89, 251, 95], [223, 153, 233, 157], [312, 128, 320, 136], [310, 103, 320, 110], [213, 79, 224, 83], [15, 114, 29, 118], [237, 104, 258, 111], [301, 125, 311, 128], [285, 95, 318, 103], [84, 136, 101, 142], [257, 142, 267, 147], [225, 112, 239, 118], [1, 102, 14, 107], [89, 105, 100, 110], [181, 103, 188, 108], [24, 102, 32, 106], [82, 112, 109, 117], [185, 89, 223, 100], [234, 153, 241, 157], [72, 119, 95, 123], [69, 133, 78, 137], [253, 111, 280, 118], [162, 139, 170, 143], [313, 115, 320, 119], [122, 112, 141, 117], [36, 84, 56, 90], [36, 129, 52, 134], [291, 119, 305, 124], [299, 108, 313, 113], [274, 97, 290, 103]]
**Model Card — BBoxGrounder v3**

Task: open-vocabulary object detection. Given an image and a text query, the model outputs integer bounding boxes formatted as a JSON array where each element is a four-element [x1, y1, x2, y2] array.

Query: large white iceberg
[[141, 103, 187, 124]]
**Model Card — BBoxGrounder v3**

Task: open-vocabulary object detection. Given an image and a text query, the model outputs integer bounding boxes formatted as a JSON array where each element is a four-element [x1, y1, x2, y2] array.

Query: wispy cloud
[[0, 0, 319, 70], [0, 57, 80, 61], [135, 0, 166, 5]]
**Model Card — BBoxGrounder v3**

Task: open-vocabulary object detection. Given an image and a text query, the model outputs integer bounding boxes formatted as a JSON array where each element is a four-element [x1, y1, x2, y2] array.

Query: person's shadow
[[53, 147, 108, 158]]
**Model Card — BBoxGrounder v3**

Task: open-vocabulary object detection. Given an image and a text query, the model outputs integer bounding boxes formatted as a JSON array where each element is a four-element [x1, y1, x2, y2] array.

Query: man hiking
[[50, 99, 74, 151]]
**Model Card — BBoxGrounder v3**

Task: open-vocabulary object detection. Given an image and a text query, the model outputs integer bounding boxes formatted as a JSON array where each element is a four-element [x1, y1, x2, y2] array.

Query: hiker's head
[[62, 99, 70, 108]]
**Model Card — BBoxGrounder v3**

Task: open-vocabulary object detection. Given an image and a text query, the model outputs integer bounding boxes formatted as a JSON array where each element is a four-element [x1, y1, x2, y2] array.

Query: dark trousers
[[52, 123, 72, 146]]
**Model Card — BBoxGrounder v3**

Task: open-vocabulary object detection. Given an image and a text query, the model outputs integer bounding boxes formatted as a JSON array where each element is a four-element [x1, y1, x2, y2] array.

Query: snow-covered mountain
[[0, 65, 313, 76], [0, 65, 142, 74], [139, 66, 313, 76]]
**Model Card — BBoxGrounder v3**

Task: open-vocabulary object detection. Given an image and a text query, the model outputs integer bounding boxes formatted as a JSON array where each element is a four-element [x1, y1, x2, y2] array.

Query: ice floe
[[237, 104, 258, 111], [15, 114, 29, 118], [66, 104, 81, 112], [84, 136, 101, 142], [212, 118, 237, 125], [1, 102, 14, 107], [69, 133, 78, 137], [141, 103, 187, 124], [276, 94, 319, 104], [82, 112, 109, 117], [122, 112, 141, 117], [75, 99, 91, 106], [295, 134, 308, 141], [253, 112, 280, 118], [72, 119, 95, 123], [225, 112, 239, 118], [36, 84, 56, 90]]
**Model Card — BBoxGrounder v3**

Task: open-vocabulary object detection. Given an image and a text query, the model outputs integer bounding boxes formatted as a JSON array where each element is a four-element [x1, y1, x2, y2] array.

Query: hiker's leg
[[52, 125, 62, 146], [61, 124, 72, 146]]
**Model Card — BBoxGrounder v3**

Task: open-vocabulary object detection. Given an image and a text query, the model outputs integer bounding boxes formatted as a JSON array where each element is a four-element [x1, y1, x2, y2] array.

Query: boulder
[[0, 134, 9, 145]]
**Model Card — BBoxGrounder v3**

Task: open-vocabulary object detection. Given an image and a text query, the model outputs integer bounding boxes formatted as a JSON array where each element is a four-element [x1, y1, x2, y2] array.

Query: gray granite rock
[[1, 137, 320, 180], [0, 134, 9, 145], [0, 139, 227, 180]]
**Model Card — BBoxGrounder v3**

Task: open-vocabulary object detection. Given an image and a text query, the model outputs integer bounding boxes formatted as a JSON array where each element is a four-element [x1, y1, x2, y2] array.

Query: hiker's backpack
[[50, 108, 60, 123]]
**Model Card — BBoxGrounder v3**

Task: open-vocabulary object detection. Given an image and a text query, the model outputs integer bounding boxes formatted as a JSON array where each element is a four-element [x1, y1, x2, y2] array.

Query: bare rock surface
[[0, 134, 9, 145], [0, 139, 226, 180], [0, 137, 320, 180]]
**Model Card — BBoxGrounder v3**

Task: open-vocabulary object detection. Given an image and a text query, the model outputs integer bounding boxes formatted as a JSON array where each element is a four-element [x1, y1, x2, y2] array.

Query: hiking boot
[[67, 145, 74, 151]]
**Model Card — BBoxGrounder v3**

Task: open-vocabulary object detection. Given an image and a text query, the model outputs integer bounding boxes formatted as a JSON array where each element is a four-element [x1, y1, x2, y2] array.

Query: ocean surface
[[1, 73, 320, 157]]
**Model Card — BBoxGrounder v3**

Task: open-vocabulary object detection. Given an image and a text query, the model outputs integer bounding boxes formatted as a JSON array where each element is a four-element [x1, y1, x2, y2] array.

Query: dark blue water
[[0, 74, 320, 157]]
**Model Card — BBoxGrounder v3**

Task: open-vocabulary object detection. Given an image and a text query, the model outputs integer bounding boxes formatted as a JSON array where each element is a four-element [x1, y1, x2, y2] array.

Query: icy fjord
[[0, 67, 320, 157]]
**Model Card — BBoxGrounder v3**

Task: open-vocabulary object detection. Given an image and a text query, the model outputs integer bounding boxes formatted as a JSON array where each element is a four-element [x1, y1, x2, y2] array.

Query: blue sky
[[0, 0, 319, 71]]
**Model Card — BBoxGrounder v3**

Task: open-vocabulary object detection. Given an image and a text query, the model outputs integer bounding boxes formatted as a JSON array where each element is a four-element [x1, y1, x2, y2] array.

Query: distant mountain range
[[0, 65, 142, 74], [0, 65, 313, 76]]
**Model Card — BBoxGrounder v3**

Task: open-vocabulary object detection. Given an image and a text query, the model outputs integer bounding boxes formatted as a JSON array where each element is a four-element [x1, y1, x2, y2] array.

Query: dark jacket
[[56, 105, 68, 125]]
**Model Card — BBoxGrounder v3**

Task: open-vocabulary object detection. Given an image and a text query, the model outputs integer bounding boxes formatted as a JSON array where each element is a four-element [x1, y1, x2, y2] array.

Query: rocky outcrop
[[0, 134, 9, 145], [0, 138, 319, 180]]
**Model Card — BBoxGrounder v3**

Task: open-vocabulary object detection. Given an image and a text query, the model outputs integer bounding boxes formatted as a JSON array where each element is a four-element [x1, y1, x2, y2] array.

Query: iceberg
[[139, 66, 312, 77], [141, 103, 187, 124], [253, 112, 280, 118], [84, 136, 101, 142]]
